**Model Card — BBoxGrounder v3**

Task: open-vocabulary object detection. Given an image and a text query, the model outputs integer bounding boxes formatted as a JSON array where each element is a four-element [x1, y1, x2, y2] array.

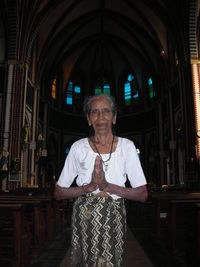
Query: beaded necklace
[[91, 135, 115, 172]]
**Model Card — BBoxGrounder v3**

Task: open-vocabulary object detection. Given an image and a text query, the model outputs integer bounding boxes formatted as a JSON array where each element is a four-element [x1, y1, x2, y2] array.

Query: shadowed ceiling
[[0, 0, 189, 127], [31, 0, 187, 96]]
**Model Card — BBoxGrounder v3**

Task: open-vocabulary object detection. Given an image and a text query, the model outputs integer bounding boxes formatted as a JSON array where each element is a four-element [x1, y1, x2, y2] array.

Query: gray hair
[[83, 93, 117, 116]]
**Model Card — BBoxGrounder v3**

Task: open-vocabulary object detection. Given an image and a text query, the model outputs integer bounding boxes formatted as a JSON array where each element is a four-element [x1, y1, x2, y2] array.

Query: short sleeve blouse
[[57, 137, 147, 199]]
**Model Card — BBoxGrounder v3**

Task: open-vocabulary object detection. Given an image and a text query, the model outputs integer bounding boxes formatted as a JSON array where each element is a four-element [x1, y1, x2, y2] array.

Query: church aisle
[[31, 226, 184, 267], [59, 227, 153, 267], [30, 228, 71, 267]]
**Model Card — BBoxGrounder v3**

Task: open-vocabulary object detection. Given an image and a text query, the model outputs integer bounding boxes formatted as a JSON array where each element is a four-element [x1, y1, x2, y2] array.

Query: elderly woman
[[54, 93, 147, 266]]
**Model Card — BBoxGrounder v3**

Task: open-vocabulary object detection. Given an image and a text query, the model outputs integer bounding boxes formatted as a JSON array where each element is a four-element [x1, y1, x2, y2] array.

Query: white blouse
[[57, 137, 147, 199]]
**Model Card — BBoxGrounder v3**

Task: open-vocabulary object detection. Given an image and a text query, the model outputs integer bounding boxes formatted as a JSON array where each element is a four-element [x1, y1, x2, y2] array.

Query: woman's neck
[[94, 133, 113, 146]]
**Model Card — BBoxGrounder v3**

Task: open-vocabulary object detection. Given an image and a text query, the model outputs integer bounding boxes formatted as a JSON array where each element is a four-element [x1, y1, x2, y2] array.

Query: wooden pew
[[0, 194, 73, 265], [169, 199, 200, 253], [0, 203, 30, 267], [20, 196, 66, 241], [0, 195, 67, 251], [61, 198, 74, 228], [195, 203, 200, 266], [52, 199, 65, 232], [151, 191, 200, 266], [151, 192, 200, 240], [126, 198, 153, 231], [0, 198, 46, 256]]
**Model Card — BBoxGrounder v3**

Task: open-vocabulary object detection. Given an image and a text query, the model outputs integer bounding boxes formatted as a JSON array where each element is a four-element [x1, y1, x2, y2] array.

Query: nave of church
[[1, 191, 200, 267], [29, 225, 180, 267], [0, 0, 200, 266], [28, 194, 200, 267]]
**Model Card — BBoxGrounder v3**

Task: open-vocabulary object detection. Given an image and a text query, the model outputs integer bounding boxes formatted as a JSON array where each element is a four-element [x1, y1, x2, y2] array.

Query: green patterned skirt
[[70, 194, 127, 267]]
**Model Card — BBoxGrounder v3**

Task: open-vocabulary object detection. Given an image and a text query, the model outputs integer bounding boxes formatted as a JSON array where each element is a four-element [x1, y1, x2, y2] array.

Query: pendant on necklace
[[104, 160, 110, 172], [92, 135, 114, 173]]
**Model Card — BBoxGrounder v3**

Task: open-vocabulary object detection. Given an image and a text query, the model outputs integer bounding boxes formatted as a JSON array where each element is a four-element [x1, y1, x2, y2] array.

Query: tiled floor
[[30, 226, 185, 267]]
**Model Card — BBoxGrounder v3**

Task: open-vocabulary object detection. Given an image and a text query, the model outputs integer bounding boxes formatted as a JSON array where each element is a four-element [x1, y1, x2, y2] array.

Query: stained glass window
[[94, 85, 102, 95], [66, 80, 81, 105], [124, 81, 131, 106], [124, 73, 139, 106], [51, 77, 56, 99], [94, 79, 110, 95], [148, 77, 155, 99]]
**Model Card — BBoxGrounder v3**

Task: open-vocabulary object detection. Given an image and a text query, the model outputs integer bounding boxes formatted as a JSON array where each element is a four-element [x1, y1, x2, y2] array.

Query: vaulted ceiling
[[19, 0, 188, 98], [38, 0, 169, 83], [0, 0, 189, 116]]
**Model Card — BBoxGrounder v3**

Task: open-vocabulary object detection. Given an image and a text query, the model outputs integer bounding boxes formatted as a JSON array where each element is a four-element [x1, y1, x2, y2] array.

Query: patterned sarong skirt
[[70, 194, 127, 267]]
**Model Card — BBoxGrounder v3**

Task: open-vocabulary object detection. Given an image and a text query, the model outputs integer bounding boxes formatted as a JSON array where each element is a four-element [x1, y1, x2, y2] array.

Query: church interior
[[0, 0, 200, 266]]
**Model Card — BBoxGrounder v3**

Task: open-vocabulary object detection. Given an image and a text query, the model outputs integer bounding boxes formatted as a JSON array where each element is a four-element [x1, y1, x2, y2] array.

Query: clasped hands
[[85, 156, 109, 193]]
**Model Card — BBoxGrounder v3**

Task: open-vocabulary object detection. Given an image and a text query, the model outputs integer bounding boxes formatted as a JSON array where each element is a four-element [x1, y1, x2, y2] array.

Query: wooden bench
[[126, 199, 153, 230], [195, 203, 200, 266], [0, 195, 71, 246], [151, 192, 200, 240], [0, 203, 30, 267], [0, 198, 47, 256], [151, 191, 200, 266], [0, 194, 73, 265], [169, 199, 200, 253]]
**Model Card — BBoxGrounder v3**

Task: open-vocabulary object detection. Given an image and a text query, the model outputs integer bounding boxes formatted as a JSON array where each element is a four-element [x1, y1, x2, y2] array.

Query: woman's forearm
[[54, 184, 84, 199], [54, 182, 148, 202], [105, 183, 148, 202], [54, 183, 96, 200]]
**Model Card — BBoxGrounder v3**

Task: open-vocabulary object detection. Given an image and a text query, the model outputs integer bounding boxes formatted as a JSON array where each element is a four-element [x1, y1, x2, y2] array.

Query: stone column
[[158, 102, 164, 185]]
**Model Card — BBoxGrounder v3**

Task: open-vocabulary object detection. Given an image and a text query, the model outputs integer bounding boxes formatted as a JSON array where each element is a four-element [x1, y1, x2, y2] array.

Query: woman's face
[[87, 96, 116, 135]]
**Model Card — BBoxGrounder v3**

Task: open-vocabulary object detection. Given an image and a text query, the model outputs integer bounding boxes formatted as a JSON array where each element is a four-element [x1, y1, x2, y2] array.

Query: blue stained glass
[[125, 94, 130, 97], [104, 84, 110, 89], [124, 83, 131, 100], [124, 83, 131, 92], [74, 85, 80, 93], [148, 78, 153, 85], [124, 73, 140, 106], [68, 81, 73, 91], [66, 95, 72, 105], [128, 74, 133, 82], [148, 77, 155, 98], [133, 92, 139, 98]]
